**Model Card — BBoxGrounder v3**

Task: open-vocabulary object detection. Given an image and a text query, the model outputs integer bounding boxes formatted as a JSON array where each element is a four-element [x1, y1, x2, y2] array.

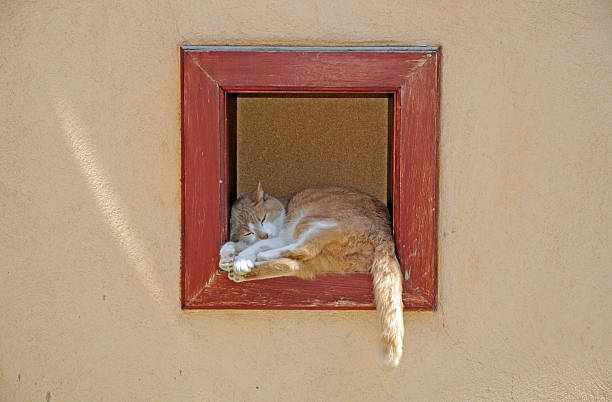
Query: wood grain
[[182, 52, 223, 304], [394, 53, 440, 306], [190, 51, 430, 90], [185, 273, 431, 310]]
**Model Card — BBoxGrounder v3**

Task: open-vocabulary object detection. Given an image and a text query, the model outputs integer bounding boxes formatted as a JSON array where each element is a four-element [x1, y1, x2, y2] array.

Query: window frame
[[181, 46, 440, 310]]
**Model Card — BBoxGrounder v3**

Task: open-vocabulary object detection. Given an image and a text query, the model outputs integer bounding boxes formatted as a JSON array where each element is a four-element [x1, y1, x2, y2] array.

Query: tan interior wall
[[236, 95, 389, 202], [1, 1, 611, 401]]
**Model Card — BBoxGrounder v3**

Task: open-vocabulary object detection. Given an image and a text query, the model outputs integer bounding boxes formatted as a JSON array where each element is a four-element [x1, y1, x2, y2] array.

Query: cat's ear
[[251, 181, 264, 203]]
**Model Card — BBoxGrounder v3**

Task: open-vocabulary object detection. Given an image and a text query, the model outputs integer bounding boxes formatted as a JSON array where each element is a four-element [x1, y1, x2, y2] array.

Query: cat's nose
[[260, 233, 269, 239]]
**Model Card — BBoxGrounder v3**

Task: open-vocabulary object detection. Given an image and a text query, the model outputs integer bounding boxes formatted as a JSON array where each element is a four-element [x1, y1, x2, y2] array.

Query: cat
[[219, 183, 404, 368]]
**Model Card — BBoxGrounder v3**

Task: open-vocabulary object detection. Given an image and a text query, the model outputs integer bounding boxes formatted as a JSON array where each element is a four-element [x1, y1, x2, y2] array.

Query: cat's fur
[[219, 183, 404, 368]]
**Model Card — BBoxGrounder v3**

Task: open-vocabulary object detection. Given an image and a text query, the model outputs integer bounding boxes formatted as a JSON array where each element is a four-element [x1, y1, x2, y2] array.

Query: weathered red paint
[[181, 48, 440, 310]]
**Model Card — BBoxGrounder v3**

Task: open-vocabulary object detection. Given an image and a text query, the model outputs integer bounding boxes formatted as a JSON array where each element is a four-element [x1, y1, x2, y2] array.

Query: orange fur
[[220, 185, 404, 368]]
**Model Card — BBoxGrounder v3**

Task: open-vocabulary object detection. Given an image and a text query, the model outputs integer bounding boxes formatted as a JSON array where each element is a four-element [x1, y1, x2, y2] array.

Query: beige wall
[[236, 95, 390, 203], [1, 1, 610, 400]]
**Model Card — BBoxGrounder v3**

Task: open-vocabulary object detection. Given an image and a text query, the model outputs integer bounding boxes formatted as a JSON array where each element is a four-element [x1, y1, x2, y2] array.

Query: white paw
[[233, 256, 254, 273], [219, 243, 236, 271], [219, 257, 234, 271], [228, 271, 245, 282]]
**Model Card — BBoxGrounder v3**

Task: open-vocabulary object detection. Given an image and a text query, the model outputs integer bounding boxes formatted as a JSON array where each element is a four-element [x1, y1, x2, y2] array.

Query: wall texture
[[237, 95, 390, 202], [1, 1, 610, 400]]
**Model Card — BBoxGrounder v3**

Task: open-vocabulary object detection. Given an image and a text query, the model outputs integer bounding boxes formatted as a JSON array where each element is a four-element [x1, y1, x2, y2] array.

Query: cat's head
[[229, 182, 285, 244]]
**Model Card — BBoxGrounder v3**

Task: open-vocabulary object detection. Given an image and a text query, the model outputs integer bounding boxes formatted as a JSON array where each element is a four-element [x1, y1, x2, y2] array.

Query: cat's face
[[229, 183, 285, 244]]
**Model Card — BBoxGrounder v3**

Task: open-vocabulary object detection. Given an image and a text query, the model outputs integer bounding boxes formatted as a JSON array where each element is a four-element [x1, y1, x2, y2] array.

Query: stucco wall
[[1, 1, 610, 400], [236, 95, 390, 203]]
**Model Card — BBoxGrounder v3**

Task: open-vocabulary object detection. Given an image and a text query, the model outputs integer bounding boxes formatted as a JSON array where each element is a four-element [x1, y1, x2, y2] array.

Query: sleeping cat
[[219, 183, 404, 368]]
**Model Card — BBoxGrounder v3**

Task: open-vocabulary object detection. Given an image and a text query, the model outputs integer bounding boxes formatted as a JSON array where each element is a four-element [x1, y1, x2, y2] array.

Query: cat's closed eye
[[243, 232, 254, 238], [261, 214, 267, 224]]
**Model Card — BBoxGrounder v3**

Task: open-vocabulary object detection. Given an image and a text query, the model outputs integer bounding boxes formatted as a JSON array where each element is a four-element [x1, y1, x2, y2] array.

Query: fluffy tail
[[371, 244, 404, 368]]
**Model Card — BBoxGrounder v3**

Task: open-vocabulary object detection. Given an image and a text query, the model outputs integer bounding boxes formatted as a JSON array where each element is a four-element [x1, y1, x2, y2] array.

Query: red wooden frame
[[181, 46, 439, 310]]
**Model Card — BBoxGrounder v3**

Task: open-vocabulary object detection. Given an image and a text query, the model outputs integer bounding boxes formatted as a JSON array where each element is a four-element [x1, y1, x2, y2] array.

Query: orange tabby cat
[[219, 183, 404, 368]]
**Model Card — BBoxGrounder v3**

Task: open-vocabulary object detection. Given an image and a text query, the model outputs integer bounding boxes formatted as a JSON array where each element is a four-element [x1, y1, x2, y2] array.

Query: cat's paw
[[219, 258, 235, 272], [228, 271, 245, 283], [234, 252, 256, 273], [219, 242, 236, 271]]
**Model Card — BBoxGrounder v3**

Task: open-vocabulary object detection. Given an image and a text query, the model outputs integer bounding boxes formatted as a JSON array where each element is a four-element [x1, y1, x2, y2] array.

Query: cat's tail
[[371, 243, 404, 369]]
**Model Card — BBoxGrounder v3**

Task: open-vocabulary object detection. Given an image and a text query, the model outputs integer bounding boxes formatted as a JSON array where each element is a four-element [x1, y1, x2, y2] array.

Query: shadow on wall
[[53, 93, 165, 303], [47, 83, 195, 342]]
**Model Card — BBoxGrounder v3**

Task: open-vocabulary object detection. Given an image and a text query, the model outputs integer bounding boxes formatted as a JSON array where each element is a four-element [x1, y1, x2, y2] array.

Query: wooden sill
[[183, 272, 434, 310]]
